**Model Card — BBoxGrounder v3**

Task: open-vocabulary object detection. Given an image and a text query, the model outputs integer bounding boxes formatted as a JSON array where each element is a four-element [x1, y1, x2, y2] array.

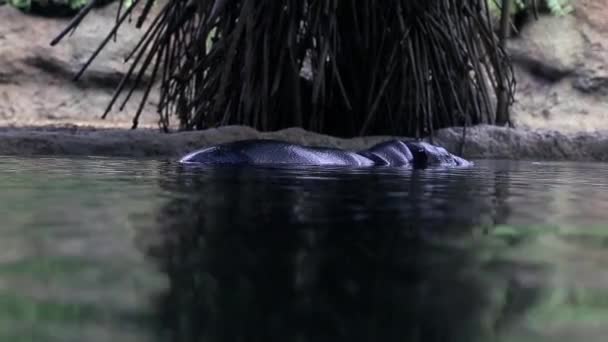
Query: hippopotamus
[[179, 139, 471, 168]]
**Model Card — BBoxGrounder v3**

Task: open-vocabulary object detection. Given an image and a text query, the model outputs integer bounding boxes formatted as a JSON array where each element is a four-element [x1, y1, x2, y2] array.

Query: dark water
[[0, 157, 607, 342]]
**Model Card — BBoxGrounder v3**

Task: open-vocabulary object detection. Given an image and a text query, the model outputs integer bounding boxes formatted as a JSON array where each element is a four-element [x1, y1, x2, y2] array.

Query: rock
[[572, 75, 608, 95], [0, 2, 163, 128], [434, 125, 608, 161], [0, 125, 607, 162], [509, 52, 574, 83], [576, 0, 608, 33], [506, 0, 608, 133]]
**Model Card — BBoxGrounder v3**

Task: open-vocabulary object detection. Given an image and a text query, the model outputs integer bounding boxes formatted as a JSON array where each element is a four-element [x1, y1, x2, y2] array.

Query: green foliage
[[66, 0, 88, 9], [488, 0, 525, 16], [546, 0, 574, 16], [8, 0, 31, 11], [488, 0, 574, 17], [59, 0, 515, 136], [7, 0, 105, 12]]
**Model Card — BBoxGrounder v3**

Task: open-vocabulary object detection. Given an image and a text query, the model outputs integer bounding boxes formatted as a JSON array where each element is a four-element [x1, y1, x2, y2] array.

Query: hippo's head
[[404, 141, 472, 168]]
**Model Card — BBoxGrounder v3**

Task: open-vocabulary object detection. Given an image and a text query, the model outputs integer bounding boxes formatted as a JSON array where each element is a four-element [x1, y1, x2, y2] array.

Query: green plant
[[488, 0, 526, 16], [7, 0, 127, 13], [53, 0, 516, 136], [488, 0, 573, 17], [67, 0, 88, 9], [8, 0, 31, 11], [546, 0, 574, 16]]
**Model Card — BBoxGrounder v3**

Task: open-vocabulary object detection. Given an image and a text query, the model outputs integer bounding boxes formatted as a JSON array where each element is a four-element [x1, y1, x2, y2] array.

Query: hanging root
[[53, 0, 515, 137]]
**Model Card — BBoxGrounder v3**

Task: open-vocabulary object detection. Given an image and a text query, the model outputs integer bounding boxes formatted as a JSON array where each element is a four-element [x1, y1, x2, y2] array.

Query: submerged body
[[179, 139, 471, 168]]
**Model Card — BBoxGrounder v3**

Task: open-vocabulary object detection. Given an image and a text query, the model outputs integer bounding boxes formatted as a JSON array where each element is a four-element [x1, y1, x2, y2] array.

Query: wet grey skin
[[179, 139, 472, 168]]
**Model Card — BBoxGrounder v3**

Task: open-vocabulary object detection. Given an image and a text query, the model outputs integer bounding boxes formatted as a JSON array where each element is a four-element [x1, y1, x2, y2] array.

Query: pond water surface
[[0, 156, 607, 342]]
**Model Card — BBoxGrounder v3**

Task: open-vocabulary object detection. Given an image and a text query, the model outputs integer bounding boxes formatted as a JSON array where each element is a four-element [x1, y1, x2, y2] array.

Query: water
[[0, 156, 607, 342]]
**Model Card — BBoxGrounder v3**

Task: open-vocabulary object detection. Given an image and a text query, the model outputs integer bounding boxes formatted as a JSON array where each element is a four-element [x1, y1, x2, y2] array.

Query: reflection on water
[[151, 166, 512, 342], [0, 157, 607, 341], [0, 157, 166, 342]]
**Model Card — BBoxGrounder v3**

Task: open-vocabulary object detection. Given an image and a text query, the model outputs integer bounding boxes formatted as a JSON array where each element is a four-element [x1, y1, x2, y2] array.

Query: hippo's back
[[179, 140, 375, 167]]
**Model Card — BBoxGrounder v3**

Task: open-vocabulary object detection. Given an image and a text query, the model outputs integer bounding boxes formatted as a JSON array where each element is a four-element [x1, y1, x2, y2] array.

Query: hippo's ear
[[404, 142, 428, 168]]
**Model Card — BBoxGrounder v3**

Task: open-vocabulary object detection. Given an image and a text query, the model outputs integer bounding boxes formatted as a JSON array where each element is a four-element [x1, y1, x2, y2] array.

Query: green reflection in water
[[0, 157, 167, 342], [0, 292, 101, 322], [461, 223, 608, 341], [0, 257, 91, 280]]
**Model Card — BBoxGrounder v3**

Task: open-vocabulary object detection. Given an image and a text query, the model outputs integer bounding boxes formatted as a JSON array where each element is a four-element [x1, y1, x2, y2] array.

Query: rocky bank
[[1, 0, 608, 161], [0, 125, 606, 162]]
